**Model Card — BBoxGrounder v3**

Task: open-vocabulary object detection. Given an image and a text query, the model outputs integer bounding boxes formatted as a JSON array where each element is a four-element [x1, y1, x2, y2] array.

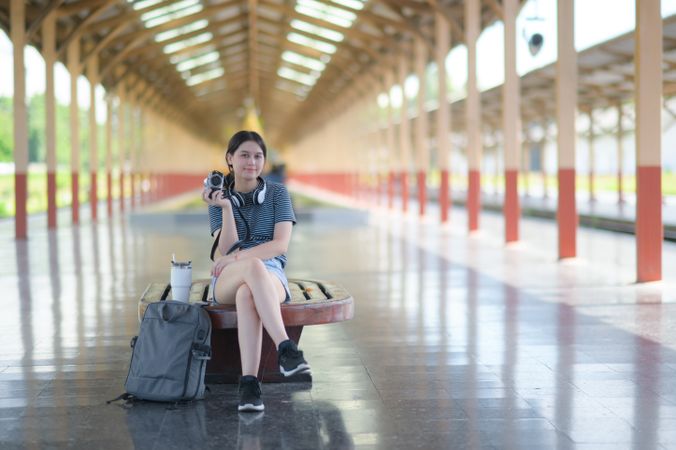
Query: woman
[[202, 130, 309, 412]]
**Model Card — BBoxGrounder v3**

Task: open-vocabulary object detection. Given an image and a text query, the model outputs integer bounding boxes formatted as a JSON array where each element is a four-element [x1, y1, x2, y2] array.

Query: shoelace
[[282, 347, 301, 359], [240, 380, 261, 396]]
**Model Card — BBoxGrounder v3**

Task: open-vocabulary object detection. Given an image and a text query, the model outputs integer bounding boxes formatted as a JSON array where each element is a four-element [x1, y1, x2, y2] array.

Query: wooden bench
[[139, 279, 354, 383]]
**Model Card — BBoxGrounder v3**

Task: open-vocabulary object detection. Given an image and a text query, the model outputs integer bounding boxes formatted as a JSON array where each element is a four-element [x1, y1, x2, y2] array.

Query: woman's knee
[[241, 257, 268, 279]]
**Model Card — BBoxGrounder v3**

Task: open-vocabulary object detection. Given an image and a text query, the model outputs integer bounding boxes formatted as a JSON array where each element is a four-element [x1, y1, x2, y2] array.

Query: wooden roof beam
[[99, 1, 240, 62], [26, 0, 65, 42], [124, 13, 247, 60], [248, 0, 259, 105], [259, 0, 391, 47], [484, 0, 504, 20], [363, 0, 432, 47], [85, 0, 195, 33], [57, 0, 112, 17], [128, 27, 248, 75], [424, 0, 464, 44], [57, 0, 117, 58], [258, 20, 374, 65], [81, 19, 131, 68]]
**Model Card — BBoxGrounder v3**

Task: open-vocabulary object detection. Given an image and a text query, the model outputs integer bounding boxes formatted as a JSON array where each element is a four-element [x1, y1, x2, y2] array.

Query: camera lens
[[206, 170, 224, 190]]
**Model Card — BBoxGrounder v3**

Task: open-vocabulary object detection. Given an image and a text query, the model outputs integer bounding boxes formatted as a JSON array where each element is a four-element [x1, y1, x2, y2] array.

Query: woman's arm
[[202, 189, 239, 257], [216, 202, 240, 257], [237, 221, 292, 260], [212, 221, 292, 275]]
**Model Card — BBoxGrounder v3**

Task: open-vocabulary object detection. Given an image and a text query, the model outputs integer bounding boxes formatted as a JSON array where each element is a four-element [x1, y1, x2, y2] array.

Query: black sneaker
[[238, 376, 264, 412], [278, 339, 311, 377]]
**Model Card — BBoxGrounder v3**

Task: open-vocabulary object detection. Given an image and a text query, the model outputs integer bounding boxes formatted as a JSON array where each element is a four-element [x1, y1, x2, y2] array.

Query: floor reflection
[[2, 205, 676, 448], [119, 397, 354, 450]]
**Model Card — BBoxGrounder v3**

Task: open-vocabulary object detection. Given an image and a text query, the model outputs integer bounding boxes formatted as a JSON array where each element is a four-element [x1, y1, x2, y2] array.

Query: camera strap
[[210, 204, 255, 260]]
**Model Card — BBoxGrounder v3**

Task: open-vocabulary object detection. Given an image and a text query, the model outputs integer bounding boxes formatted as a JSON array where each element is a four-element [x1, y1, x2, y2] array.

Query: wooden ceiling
[[0, 0, 508, 146], [3, 1, 675, 152]]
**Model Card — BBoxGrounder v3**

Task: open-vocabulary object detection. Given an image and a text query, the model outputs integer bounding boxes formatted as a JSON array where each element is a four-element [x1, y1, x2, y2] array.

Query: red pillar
[[71, 172, 79, 224], [634, 0, 662, 282], [15, 173, 27, 239], [465, 0, 481, 233], [557, 168, 577, 258], [90, 172, 97, 220], [636, 167, 662, 281], [401, 172, 409, 212], [417, 171, 426, 216], [504, 170, 520, 242], [47, 172, 57, 228], [107, 171, 113, 217], [556, 0, 577, 259], [119, 172, 125, 211], [468, 169, 480, 231], [440, 170, 449, 223], [12, 0, 28, 239], [130, 172, 136, 209], [388, 171, 395, 209]]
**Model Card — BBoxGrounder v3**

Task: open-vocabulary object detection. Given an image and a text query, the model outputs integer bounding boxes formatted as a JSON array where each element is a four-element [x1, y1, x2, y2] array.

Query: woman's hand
[[211, 252, 239, 277], [202, 188, 232, 209]]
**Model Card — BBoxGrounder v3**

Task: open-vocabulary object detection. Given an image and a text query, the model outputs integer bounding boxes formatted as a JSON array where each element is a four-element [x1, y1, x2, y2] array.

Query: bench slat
[[142, 283, 170, 302], [295, 281, 328, 301], [288, 282, 305, 301], [139, 278, 354, 328]]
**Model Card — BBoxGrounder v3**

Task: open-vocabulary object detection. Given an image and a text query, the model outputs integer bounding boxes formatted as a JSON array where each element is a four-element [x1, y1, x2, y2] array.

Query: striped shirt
[[208, 181, 296, 267]]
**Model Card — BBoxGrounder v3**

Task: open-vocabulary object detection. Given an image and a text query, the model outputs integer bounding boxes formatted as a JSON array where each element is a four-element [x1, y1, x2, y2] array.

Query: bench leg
[[206, 325, 312, 384]]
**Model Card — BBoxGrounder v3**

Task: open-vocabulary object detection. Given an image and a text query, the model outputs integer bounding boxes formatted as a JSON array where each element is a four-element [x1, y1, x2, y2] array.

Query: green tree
[[0, 96, 13, 162], [28, 94, 46, 163], [56, 101, 71, 166]]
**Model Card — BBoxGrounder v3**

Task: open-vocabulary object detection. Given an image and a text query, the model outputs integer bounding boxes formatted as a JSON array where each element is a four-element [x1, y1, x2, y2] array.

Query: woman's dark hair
[[225, 130, 268, 185], [226, 130, 267, 164], [224, 131, 267, 184]]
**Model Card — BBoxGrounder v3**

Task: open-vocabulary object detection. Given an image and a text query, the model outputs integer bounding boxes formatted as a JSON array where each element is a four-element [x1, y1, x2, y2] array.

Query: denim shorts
[[263, 258, 291, 302]]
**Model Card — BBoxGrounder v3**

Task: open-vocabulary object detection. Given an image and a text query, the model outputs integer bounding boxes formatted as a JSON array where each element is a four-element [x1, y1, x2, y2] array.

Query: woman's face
[[227, 140, 265, 181]]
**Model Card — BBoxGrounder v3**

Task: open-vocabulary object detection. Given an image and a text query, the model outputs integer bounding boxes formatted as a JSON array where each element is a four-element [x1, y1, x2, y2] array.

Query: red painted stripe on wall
[[468, 169, 481, 231], [417, 171, 426, 216], [440, 170, 449, 223], [557, 168, 577, 259], [71, 172, 79, 224], [505, 169, 520, 242], [290, 173, 354, 195], [15, 172, 27, 239], [636, 166, 662, 282], [47, 171, 57, 229]]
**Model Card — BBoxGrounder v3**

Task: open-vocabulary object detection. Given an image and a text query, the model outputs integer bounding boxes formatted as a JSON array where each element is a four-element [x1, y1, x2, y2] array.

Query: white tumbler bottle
[[170, 259, 192, 302]]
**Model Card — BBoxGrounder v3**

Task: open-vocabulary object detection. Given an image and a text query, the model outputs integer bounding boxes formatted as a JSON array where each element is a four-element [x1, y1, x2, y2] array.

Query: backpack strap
[[107, 393, 134, 404], [192, 343, 212, 360]]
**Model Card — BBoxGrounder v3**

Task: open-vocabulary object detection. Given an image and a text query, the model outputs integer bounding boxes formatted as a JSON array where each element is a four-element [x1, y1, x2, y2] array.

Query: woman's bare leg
[[236, 285, 263, 376], [215, 258, 288, 346]]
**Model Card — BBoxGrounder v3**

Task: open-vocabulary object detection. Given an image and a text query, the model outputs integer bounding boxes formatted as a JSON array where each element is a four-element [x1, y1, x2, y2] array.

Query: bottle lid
[[171, 260, 192, 268]]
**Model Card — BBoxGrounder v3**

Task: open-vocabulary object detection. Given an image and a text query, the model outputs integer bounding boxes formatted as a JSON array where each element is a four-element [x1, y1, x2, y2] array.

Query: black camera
[[204, 170, 225, 191]]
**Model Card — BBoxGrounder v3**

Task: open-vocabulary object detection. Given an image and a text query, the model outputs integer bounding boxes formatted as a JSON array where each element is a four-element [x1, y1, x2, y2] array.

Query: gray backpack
[[110, 301, 212, 403]]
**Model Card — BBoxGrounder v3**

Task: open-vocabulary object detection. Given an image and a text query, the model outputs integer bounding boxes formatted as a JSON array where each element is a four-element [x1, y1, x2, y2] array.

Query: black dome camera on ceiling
[[528, 32, 544, 56], [523, 0, 545, 57]]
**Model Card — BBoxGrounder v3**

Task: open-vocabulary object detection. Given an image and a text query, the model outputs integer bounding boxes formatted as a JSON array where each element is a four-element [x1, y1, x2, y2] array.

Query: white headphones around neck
[[227, 177, 267, 207]]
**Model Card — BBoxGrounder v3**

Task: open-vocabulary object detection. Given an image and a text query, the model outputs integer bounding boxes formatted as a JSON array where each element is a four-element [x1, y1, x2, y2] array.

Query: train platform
[[401, 187, 676, 240], [1, 186, 676, 449]]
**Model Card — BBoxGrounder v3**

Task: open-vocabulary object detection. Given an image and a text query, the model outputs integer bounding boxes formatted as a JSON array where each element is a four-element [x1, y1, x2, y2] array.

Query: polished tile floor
[[2, 194, 676, 449]]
